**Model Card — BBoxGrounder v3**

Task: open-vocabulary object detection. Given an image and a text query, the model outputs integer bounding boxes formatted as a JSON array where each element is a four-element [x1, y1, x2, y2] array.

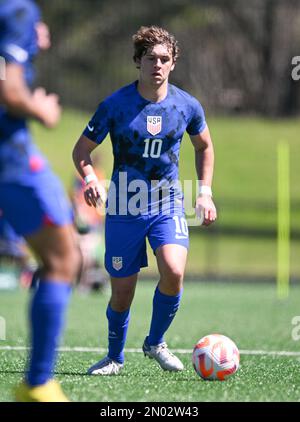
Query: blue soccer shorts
[[105, 212, 189, 278], [0, 170, 73, 237]]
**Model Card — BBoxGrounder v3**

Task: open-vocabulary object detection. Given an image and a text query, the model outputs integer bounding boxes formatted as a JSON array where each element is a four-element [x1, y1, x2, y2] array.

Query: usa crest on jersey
[[147, 116, 162, 136], [112, 256, 123, 271]]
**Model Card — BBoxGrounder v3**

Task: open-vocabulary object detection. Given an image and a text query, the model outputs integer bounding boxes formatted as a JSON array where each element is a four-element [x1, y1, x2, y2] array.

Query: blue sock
[[147, 287, 183, 346], [26, 281, 71, 386], [106, 304, 130, 364]]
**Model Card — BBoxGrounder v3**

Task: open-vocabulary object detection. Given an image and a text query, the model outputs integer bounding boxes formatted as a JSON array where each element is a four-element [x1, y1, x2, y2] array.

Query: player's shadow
[[0, 369, 88, 376], [55, 371, 131, 377], [0, 368, 195, 380], [0, 370, 24, 375], [54, 370, 92, 376]]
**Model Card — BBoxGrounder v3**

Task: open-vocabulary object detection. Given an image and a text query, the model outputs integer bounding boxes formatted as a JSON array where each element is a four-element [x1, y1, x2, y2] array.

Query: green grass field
[[1, 281, 300, 402]]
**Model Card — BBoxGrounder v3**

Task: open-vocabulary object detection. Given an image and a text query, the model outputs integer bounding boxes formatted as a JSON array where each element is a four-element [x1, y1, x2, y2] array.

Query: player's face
[[139, 44, 175, 86]]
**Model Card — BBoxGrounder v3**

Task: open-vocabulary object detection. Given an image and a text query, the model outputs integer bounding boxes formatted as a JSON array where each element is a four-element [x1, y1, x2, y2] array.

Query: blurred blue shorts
[[0, 171, 73, 237]]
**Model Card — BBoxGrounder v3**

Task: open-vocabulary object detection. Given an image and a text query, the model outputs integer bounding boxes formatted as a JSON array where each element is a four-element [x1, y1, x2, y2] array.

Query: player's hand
[[32, 87, 61, 128], [195, 195, 217, 226], [84, 181, 107, 208], [35, 22, 51, 50]]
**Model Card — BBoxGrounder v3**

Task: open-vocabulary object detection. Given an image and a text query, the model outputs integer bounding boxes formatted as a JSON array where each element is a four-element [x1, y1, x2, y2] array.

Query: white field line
[[0, 345, 300, 357]]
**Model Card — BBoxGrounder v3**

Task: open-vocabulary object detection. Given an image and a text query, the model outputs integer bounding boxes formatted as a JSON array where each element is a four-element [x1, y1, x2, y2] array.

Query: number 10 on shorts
[[173, 216, 188, 239]]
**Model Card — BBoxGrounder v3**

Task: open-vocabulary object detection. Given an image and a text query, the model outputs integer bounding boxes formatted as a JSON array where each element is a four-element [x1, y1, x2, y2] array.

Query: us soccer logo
[[112, 257, 123, 271], [147, 116, 162, 136]]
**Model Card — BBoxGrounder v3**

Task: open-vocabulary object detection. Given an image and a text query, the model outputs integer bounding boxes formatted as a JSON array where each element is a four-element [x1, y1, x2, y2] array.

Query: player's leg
[[87, 215, 148, 375], [0, 181, 80, 401], [26, 223, 79, 281], [149, 243, 187, 341], [108, 273, 138, 360], [87, 273, 137, 375], [144, 214, 188, 371], [23, 223, 80, 389], [19, 224, 80, 402], [156, 243, 187, 295]]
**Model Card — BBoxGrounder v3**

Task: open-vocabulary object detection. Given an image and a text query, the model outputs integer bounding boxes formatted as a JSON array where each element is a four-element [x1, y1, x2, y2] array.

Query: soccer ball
[[192, 334, 240, 381]]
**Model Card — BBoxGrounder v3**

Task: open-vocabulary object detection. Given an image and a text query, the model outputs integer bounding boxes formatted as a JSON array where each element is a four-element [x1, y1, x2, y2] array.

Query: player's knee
[[159, 266, 184, 295], [165, 266, 184, 284], [110, 289, 134, 312], [110, 296, 132, 312], [45, 245, 81, 281], [64, 245, 81, 280]]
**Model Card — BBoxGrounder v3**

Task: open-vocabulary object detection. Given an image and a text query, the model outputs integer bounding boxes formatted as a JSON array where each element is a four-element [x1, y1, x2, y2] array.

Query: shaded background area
[[37, 0, 300, 115], [31, 0, 300, 282]]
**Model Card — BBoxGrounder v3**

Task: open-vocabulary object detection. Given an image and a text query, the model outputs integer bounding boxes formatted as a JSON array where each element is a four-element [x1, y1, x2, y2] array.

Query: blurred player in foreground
[[0, 214, 33, 289], [73, 25, 216, 375], [0, 0, 80, 401]]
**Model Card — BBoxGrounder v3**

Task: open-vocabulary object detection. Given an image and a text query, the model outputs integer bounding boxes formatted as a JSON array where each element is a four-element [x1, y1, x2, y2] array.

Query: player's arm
[[0, 63, 60, 128], [189, 125, 217, 226], [72, 135, 107, 208]]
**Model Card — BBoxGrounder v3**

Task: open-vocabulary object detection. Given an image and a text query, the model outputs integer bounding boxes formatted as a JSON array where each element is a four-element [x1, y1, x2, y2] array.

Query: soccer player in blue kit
[[0, 0, 80, 400], [73, 26, 217, 375]]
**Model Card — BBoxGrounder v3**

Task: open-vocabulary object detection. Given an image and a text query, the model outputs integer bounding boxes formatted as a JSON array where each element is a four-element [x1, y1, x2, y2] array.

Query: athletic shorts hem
[[152, 241, 189, 255], [105, 266, 145, 278]]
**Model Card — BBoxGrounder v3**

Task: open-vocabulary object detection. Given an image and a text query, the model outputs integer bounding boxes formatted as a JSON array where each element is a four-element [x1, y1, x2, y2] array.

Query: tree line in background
[[37, 0, 300, 115]]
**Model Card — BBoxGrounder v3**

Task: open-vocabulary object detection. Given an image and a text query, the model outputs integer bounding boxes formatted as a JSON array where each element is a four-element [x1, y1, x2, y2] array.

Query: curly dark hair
[[133, 25, 179, 63]]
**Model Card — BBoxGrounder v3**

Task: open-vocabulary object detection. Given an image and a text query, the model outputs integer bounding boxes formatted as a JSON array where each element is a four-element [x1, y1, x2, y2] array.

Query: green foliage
[[36, 0, 300, 114]]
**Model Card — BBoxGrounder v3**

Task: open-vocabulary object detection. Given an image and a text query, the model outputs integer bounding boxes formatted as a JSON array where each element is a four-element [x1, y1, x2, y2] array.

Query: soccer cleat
[[15, 379, 70, 402], [87, 356, 123, 375], [142, 338, 184, 371]]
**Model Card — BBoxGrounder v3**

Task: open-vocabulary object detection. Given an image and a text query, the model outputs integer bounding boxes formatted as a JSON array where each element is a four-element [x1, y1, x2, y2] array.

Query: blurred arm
[[0, 63, 61, 128]]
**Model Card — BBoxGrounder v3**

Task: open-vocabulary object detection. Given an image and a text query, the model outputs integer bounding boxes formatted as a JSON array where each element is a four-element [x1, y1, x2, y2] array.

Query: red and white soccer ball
[[192, 334, 240, 381]]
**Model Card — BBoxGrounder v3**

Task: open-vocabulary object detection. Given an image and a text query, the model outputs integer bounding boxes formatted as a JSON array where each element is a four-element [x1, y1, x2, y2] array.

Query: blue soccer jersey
[[0, 0, 50, 182], [0, 0, 73, 236], [83, 81, 206, 216]]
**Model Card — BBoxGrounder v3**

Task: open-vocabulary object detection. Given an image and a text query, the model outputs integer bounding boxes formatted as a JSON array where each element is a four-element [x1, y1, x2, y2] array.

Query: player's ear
[[170, 61, 176, 72]]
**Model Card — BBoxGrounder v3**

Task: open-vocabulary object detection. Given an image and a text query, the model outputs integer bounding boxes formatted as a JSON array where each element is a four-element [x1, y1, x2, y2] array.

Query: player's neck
[[137, 79, 168, 103]]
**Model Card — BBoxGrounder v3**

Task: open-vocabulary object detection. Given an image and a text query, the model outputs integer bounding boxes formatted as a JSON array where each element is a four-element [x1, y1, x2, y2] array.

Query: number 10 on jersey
[[143, 139, 163, 158]]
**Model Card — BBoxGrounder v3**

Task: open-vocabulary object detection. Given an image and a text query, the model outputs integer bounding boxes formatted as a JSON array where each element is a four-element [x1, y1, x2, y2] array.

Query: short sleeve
[[82, 100, 111, 144], [186, 99, 207, 136], [0, 3, 40, 65]]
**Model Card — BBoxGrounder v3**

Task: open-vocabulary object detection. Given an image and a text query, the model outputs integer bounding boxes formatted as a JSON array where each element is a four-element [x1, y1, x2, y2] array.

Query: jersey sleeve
[[0, 3, 40, 65], [82, 99, 111, 144], [186, 99, 207, 136]]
